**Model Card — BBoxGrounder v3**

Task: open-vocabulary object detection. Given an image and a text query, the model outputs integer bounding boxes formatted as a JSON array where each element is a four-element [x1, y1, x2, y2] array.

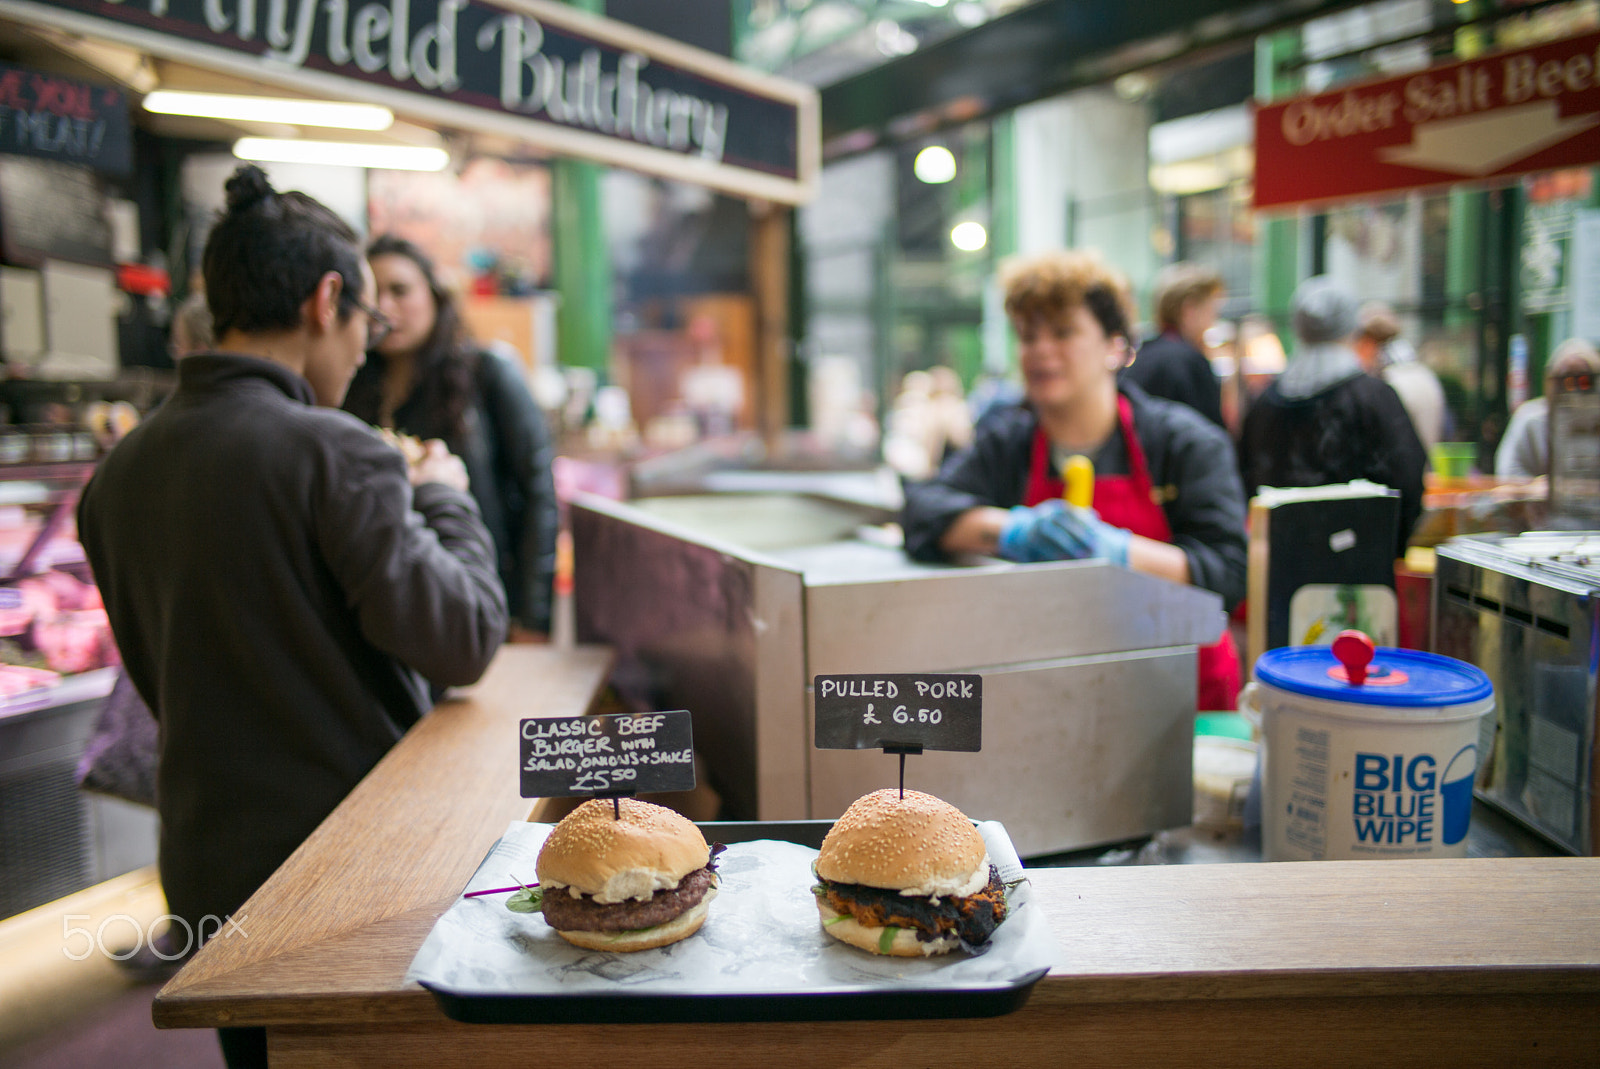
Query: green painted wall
[[554, 0, 612, 374]]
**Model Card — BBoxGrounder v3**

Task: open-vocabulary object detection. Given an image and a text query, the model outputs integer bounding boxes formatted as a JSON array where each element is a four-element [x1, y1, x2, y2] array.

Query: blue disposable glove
[[997, 500, 1132, 566]]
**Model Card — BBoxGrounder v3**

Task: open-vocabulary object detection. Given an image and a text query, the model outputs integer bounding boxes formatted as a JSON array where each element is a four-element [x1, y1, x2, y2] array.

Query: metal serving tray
[[415, 819, 1052, 1025]]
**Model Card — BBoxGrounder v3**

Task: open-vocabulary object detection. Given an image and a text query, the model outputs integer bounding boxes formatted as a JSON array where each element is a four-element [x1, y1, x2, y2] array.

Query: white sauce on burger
[[899, 855, 991, 899]]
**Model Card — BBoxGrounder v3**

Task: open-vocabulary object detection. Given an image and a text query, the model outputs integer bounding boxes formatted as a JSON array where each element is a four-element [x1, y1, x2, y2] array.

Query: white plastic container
[[1246, 637, 1495, 862]]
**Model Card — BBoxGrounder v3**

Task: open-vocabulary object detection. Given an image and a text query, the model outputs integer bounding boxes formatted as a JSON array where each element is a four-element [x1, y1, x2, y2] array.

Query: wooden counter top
[[153, 644, 1600, 1067]]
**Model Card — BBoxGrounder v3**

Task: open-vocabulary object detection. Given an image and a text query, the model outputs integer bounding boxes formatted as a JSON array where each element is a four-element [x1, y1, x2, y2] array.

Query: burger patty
[[542, 865, 717, 933], [819, 865, 1008, 947]]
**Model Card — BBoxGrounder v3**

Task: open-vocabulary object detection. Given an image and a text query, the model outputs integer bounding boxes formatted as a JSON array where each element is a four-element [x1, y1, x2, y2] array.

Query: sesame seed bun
[[815, 789, 986, 893], [536, 798, 709, 904]]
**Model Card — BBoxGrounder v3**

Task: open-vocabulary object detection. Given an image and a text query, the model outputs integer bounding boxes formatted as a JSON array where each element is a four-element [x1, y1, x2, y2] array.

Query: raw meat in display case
[[0, 462, 119, 706]]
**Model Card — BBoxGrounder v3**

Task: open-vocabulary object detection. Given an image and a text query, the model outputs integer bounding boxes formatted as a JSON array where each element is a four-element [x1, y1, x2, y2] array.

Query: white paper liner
[[407, 820, 1060, 998]]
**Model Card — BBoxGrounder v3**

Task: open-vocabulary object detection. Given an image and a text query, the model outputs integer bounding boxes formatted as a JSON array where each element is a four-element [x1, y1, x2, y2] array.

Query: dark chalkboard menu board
[[520, 711, 696, 799], [0, 157, 111, 266], [813, 674, 982, 752]]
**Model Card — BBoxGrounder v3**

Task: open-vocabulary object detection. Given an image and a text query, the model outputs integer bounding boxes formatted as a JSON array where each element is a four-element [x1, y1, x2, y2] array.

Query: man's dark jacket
[[79, 355, 508, 930], [903, 384, 1248, 609], [1238, 373, 1427, 560]]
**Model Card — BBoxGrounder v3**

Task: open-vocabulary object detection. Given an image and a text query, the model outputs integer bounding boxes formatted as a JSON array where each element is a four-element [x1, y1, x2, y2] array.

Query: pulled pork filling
[[818, 865, 1008, 946], [541, 865, 717, 933]]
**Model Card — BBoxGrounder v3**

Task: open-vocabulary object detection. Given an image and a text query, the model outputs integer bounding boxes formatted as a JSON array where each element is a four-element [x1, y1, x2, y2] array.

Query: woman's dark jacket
[[902, 384, 1248, 609], [345, 348, 558, 632]]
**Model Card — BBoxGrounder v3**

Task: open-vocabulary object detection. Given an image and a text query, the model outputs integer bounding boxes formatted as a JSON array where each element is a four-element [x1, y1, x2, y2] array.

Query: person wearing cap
[[1123, 261, 1227, 430], [1352, 301, 1449, 455], [1495, 338, 1600, 478], [903, 249, 1247, 712], [1238, 276, 1428, 559]]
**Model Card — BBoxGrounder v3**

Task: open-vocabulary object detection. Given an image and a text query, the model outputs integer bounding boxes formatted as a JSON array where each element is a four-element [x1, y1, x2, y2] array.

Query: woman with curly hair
[[902, 249, 1247, 711], [343, 234, 558, 637]]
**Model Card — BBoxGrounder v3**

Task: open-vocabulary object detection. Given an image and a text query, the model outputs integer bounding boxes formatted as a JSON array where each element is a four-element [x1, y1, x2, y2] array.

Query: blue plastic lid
[[1254, 644, 1493, 708]]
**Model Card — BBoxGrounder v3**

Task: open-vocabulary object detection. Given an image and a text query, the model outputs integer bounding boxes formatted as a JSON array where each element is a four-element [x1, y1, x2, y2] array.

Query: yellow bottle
[[1062, 454, 1094, 509]]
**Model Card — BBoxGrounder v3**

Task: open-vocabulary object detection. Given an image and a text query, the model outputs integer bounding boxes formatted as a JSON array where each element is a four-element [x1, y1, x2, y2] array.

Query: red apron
[[1023, 395, 1241, 712]]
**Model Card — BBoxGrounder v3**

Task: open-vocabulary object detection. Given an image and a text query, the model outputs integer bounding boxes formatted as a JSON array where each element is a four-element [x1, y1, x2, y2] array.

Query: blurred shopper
[[1353, 301, 1448, 455], [170, 291, 215, 358], [343, 234, 558, 637], [78, 166, 507, 1069], [1238, 276, 1427, 559], [903, 249, 1247, 711], [883, 366, 975, 481], [1495, 338, 1600, 478], [1123, 261, 1226, 429]]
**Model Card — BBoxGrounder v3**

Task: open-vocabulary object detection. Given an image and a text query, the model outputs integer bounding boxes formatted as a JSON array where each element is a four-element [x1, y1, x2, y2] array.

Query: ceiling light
[[233, 138, 449, 171], [950, 221, 987, 251], [146, 91, 393, 131], [914, 145, 957, 184]]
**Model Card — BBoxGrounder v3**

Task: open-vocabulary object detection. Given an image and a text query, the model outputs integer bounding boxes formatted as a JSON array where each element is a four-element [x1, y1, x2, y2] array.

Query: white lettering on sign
[[1282, 90, 1401, 146], [912, 679, 974, 699], [819, 678, 900, 699], [118, 0, 730, 162], [520, 712, 693, 798], [476, 15, 727, 160], [1282, 41, 1600, 150]]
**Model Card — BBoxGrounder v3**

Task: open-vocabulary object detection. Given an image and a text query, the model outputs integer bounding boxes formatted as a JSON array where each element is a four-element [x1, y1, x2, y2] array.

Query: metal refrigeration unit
[[570, 492, 1225, 858], [1434, 533, 1600, 855]]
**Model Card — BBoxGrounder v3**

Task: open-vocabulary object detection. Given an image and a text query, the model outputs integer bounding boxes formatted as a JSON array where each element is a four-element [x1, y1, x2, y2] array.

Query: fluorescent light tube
[[232, 138, 449, 172], [146, 91, 393, 131]]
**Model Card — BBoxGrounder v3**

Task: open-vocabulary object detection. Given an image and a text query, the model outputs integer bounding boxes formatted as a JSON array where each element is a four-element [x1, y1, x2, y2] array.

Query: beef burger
[[535, 798, 718, 952]]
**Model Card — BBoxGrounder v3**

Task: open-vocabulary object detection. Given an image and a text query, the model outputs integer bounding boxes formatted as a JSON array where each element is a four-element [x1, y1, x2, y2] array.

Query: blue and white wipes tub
[[1246, 644, 1495, 862]]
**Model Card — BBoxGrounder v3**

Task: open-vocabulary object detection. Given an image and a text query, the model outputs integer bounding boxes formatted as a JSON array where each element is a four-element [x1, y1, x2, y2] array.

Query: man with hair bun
[[1123, 261, 1227, 429], [78, 165, 507, 1069]]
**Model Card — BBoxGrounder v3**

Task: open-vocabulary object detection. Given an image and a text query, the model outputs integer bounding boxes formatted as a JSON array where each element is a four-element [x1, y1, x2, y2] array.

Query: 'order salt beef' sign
[[0, 61, 129, 174], [1255, 30, 1600, 211], [520, 711, 695, 799], [813, 674, 982, 752], [0, 0, 817, 203]]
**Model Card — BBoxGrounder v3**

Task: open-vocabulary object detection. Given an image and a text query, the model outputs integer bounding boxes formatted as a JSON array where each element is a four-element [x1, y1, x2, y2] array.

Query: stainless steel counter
[[572, 491, 1230, 857]]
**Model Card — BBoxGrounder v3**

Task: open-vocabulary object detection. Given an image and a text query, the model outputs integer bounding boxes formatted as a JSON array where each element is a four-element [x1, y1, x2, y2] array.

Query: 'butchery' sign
[[1255, 30, 1600, 210], [0, 0, 817, 203]]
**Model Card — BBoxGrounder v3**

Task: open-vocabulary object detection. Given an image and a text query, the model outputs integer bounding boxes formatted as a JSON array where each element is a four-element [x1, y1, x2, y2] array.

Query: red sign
[[1254, 31, 1600, 210]]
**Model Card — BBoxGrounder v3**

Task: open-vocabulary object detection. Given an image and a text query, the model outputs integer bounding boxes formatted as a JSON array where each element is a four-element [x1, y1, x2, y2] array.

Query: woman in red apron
[[905, 250, 1244, 711]]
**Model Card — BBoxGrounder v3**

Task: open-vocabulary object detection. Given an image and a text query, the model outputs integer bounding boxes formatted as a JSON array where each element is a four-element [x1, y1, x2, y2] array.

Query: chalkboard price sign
[[813, 674, 982, 752], [519, 711, 696, 799]]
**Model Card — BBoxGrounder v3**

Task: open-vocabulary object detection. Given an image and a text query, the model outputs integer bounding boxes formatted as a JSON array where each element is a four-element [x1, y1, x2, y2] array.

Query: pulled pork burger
[[814, 789, 1008, 957], [535, 798, 718, 952]]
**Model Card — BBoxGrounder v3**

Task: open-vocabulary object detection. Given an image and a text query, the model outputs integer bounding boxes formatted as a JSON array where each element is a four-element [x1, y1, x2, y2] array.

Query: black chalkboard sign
[[0, 61, 131, 175], [520, 711, 696, 798], [813, 674, 982, 752]]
